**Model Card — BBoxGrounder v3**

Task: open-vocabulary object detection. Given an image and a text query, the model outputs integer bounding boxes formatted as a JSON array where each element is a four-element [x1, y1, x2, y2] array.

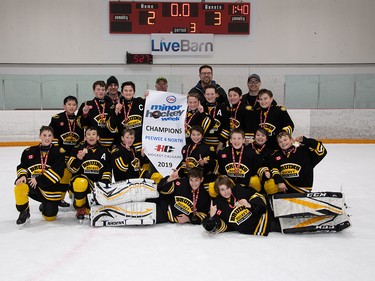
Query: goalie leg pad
[[94, 178, 159, 206], [90, 202, 157, 227], [279, 212, 351, 234], [272, 192, 345, 218]]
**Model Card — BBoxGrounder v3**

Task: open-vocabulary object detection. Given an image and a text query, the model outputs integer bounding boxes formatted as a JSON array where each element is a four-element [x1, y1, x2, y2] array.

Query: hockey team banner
[[142, 90, 187, 177]]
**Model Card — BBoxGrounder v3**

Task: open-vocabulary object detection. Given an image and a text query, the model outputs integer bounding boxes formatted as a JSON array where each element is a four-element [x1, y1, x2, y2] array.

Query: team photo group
[[13, 65, 351, 235]]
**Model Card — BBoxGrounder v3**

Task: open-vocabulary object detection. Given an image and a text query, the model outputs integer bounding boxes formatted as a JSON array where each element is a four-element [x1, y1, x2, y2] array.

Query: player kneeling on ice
[[14, 126, 65, 226], [268, 132, 327, 194], [90, 178, 160, 227], [157, 167, 210, 224], [66, 127, 112, 222]]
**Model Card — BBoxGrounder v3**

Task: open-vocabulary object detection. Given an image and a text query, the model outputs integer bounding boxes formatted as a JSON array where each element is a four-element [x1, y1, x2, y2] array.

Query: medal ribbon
[[123, 100, 133, 124], [230, 101, 241, 129], [252, 142, 265, 154], [94, 99, 106, 122], [185, 143, 197, 168], [259, 105, 271, 127], [65, 112, 76, 135], [228, 194, 238, 209], [232, 146, 243, 178], [192, 188, 200, 214], [40, 144, 52, 174]]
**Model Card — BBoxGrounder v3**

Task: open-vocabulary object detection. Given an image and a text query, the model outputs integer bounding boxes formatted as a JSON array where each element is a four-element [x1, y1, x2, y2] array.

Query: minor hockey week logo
[[145, 95, 185, 121]]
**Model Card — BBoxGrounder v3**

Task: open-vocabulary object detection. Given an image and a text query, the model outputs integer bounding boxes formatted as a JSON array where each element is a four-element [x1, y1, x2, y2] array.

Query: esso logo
[[166, 95, 176, 104]]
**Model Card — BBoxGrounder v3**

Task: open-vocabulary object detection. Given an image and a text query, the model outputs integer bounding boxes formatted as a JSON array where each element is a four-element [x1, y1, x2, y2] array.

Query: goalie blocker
[[272, 191, 351, 234]]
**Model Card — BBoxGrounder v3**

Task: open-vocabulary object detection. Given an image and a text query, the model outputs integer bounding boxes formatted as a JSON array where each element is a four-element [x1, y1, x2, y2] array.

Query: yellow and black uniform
[[110, 97, 145, 151], [67, 143, 112, 208], [203, 186, 270, 236], [185, 109, 214, 142], [228, 101, 254, 141], [249, 142, 277, 194], [269, 137, 327, 193], [217, 145, 263, 189], [77, 96, 117, 147], [203, 102, 230, 149], [49, 111, 84, 191], [158, 177, 210, 224], [14, 144, 65, 220], [49, 111, 84, 155], [111, 144, 146, 181], [178, 142, 218, 185], [253, 104, 294, 149]]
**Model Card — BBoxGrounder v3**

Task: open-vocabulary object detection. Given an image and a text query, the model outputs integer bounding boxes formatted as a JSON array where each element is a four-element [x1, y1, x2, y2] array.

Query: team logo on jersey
[[225, 163, 249, 178], [122, 115, 142, 129], [229, 205, 252, 225], [260, 123, 276, 136], [174, 196, 193, 215], [94, 113, 108, 128], [280, 163, 301, 178], [209, 119, 221, 134], [28, 155, 34, 159], [28, 164, 51, 176], [131, 158, 141, 171], [82, 160, 103, 174], [229, 118, 240, 130], [221, 153, 227, 159], [184, 157, 198, 170], [61, 132, 80, 145]]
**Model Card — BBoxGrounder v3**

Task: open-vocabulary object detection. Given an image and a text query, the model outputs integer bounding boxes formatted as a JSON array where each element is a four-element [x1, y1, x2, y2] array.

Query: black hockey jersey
[[158, 177, 211, 224], [218, 145, 262, 187], [252, 104, 294, 149], [67, 143, 112, 184], [49, 111, 84, 156], [205, 186, 269, 236], [77, 96, 117, 147], [111, 144, 145, 181], [203, 102, 230, 147], [113, 97, 145, 151], [269, 137, 327, 193], [16, 144, 65, 191], [178, 142, 218, 183], [185, 109, 214, 140], [228, 101, 254, 141]]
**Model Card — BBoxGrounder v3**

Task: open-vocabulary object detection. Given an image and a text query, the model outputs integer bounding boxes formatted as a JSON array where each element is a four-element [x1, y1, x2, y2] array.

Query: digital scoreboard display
[[109, 1, 250, 34]]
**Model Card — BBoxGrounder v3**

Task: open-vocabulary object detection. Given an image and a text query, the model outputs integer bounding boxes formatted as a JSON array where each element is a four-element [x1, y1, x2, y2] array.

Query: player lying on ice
[[202, 176, 351, 235]]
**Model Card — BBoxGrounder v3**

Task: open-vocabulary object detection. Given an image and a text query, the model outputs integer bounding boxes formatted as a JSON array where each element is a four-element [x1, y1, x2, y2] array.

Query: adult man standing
[[188, 65, 229, 106], [155, 77, 168, 92], [106, 76, 121, 103], [242, 74, 262, 108]]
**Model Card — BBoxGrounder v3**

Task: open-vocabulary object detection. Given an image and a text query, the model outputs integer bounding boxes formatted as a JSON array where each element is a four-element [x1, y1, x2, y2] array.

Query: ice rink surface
[[1, 144, 374, 281]]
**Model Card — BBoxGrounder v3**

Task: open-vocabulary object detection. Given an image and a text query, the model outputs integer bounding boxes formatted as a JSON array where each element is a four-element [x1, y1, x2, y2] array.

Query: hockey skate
[[16, 209, 30, 227], [58, 199, 70, 212], [76, 208, 86, 224]]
